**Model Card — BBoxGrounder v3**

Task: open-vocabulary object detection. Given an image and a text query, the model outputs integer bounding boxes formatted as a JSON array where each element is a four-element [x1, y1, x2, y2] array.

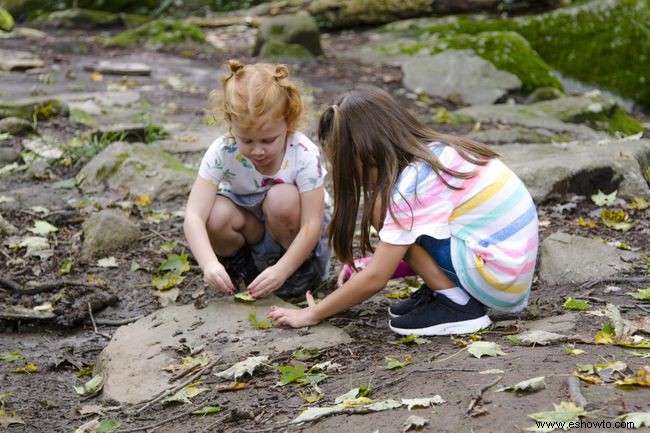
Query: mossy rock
[[253, 14, 322, 56], [106, 18, 205, 48], [309, 0, 433, 29], [380, 1, 650, 106], [0, 117, 34, 135], [3, 0, 158, 19], [32, 8, 120, 28], [0, 98, 69, 121], [0, 7, 15, 32], [515, 0, 650, 107], [259, 40, 316, 62], [532, 94, 644, 135], [386, 30, 563, 94], [526, 86, 565, 103]]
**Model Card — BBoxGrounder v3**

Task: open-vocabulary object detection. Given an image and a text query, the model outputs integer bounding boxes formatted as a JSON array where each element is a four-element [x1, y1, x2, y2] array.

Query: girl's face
[[231, 117, 288, 175]]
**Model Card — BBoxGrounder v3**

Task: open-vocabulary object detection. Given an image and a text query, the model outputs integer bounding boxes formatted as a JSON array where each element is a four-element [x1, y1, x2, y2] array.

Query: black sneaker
[[388, 284, 435, 318], [275, 258, 320, 300], [220, 245, 259, 292], [389, 295, 491, 336]]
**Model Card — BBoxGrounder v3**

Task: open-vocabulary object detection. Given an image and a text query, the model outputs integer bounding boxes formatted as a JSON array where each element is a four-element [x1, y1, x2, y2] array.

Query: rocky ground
[[1, 21, 649, 433]]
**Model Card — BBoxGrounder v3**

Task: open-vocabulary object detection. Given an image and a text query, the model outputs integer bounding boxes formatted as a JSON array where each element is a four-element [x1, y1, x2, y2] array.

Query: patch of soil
[[1, 24, 649, 433]]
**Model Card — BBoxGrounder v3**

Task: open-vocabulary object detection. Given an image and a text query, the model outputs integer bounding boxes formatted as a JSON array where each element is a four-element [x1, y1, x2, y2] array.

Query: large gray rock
[[77, 141, 194, 201], [82, 210, 141, 259], [253, 14, 322, 57], [84, 60, 151, 76], [0, 116, 34, 135], [539, 232, 640, 286], [97, 297, 351, 405], [0, 96, 68, 120], [402, 50, 522, 105], [0, 49, 43, 71], [499, 139, 650, 201]]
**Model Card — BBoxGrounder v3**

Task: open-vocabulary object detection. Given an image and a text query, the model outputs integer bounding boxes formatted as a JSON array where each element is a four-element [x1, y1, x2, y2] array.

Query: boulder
[[539, 232, 640, 286], [253, 14, 322, 57], [402, 50, 521, 105], [0, 49, 44, 71], [77, 141, 194, 201], [259, 40, 316, 63], [0, 117, 34, 135], [82, 210, 142, 259]]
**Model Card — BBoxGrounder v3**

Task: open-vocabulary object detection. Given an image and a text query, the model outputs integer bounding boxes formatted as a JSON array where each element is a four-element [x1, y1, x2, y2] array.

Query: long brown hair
[[318, 85, 498, 267]]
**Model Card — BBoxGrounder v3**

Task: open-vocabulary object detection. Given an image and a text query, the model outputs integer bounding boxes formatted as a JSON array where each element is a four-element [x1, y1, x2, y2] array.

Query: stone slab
[[97, 297, 351, 405]]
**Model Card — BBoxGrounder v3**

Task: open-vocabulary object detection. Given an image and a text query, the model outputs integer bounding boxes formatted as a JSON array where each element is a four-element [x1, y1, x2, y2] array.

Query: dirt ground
[[1, 23, 649, 433]]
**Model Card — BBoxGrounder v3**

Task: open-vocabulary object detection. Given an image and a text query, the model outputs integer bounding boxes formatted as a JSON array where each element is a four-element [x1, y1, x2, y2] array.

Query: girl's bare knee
[[263, 184, 300, 224]]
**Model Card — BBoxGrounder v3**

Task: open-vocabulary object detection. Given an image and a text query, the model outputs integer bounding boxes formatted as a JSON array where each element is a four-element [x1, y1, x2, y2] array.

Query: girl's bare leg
[[403, 244, 456, 290], [262, 184, 300, 249], [206, 195, 264, 257]]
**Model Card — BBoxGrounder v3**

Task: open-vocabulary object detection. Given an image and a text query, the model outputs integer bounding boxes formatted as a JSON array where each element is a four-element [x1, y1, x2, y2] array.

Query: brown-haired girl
[[269, 85, 538, 335], [184, 60, 330, 299]]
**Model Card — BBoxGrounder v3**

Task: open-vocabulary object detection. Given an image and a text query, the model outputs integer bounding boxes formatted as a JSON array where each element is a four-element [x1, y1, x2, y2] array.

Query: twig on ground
[[375, 367, 478, 391], [0, 277, 114, 295], [466, 375, 503, 416], [87, 302, 111, 339], [117, 402, 217, 433], [0, 276, 22, 292], [567, 376, 590, 409], [132, 355, 222, 415], [91, 315, 144, 326], [581, 276, 650, 289]]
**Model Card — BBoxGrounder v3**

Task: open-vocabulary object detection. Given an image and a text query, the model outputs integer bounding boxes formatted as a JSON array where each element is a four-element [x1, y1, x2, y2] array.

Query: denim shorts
[[415, 235, 463, 288], [218, 190, 331, 282]]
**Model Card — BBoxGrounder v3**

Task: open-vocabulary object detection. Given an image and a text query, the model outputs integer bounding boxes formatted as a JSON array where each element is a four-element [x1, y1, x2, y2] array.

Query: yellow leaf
[[593, 331, 615, 345], [572, 371, 602, 384], [13, 363, 38, 373], [577, 217, 597, 229], [615, 366, 650, 387], [342, 397, 374, 408], [90, 71, 103, 81], [215, 382, 248, 392], [135, 195, 151, 206]]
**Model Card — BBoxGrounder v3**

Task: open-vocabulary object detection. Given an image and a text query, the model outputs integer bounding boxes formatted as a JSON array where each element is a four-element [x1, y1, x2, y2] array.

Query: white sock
[[436, 287, 470, 305]]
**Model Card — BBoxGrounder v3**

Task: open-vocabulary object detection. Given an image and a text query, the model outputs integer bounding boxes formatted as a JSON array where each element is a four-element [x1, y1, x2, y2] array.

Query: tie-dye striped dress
[[378, 142, 539, 312]]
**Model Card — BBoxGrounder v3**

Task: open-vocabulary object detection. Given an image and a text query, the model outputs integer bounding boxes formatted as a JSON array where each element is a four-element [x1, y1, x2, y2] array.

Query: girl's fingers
[[305, 290, 316, 308]]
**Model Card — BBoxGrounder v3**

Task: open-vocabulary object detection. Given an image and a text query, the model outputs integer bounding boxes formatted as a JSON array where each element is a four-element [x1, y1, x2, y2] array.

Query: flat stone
[[97, 297, 351, 405], [402, 50, 521, 105], [0, 49, 44, 71], [157, 124, 226, 154], [539, 232, 640, 286], [84, 61, 152, 76], [523, 312, 580, 334], [499, 139, 650, 201]]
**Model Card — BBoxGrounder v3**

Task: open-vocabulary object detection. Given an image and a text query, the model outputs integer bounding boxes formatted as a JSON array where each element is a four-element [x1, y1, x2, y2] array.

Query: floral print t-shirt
[[198, 131, 327, 195]]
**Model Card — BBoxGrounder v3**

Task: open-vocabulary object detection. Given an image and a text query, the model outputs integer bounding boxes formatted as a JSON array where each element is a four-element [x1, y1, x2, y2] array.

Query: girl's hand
[[203, 261, 234, 295], [268, 291, 319, 328], [337, 265, 357, 288], [248, 265, 286, 298]]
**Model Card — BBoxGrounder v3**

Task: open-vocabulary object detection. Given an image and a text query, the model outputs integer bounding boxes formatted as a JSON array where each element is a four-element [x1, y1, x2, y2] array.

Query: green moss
[[599, 106, 643, 135], [0, 6, 15, 32], [259, 40, 315, 62], [384, 2, 650, 106], [393, 31, 563, 93], [160, 151, 193, 174], [33, 8, 120, 28], [0, 99, 69, 121], [95, 152, 129, 181], [106, 18, 205, 48], [515, 0, 650, 106], [310, 0, 433, 29]]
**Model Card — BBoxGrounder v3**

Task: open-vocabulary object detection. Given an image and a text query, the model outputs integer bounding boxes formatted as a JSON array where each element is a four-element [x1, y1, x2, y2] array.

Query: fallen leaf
[[233, 292, 256, 303], [151, 288, 179, 307], [299, 390, 324, 403], [518, 330, 567, 346], [600, 208, 634, 232], [402, 414, 428, 431], [591, 190, 617, 206], [13, 363, 38, 373], [615, 366, 650, 387], [525, 402, 588, 432], [335, 386, 372, 404], [496, 376, 546, 394], [151, 273, 184, 291], [90, 71, 103, 81], [572, 371, 602, 384], [29, 220, 58, 235], [18, 236, 52, 258], [627, 288, 650, 300], [292, 348, 321, 361], [562, 346, 586, 356], [342, 397, 374, 408], [385, 355, 411, 370], [96, 257, 118, 268], [563, 298, 590, 311], [0, 351, 23, 362], [393, 334, 431, 346], [401, 396, 445, 410], [162, 382, 208, 404], [74, 374, 104, 396], [96, 418, 120, 433], [214, 382, 248, 392], [467, 341, 505, 358], [214, 356, 268, 381], [617, 412, 650, 428], [627, 197, 650, 210], [74, 418, 99, 433], [191, 406, 222, 416], [248, 312, 272, 330], [158, 253, 189, 275]]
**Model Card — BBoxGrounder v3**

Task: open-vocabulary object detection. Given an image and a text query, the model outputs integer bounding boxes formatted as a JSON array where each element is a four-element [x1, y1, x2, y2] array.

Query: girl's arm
[[268, 240, 410, 327], [183, 177, 234, 293], [249, 186, 325, 297]]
